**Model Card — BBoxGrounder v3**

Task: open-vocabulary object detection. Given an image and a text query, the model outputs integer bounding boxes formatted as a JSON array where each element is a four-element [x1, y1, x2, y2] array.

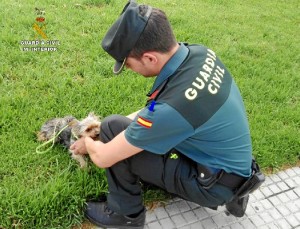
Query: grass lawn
[[0, 0, 299, 228]]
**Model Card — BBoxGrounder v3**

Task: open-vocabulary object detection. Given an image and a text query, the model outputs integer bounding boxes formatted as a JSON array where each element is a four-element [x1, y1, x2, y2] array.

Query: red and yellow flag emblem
[[137, 116, 153, 128]]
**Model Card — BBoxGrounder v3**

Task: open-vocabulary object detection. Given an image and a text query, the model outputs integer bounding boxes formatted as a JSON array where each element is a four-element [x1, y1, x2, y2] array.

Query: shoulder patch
[[137, 116, 152, 128]]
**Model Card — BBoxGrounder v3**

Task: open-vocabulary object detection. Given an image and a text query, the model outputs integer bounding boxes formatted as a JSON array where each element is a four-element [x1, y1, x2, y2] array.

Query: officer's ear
[[141, 52, 158, 65]]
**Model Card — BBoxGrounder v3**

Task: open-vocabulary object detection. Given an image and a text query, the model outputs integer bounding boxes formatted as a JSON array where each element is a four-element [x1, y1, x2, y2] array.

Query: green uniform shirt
[[125, 43, 252, 177]]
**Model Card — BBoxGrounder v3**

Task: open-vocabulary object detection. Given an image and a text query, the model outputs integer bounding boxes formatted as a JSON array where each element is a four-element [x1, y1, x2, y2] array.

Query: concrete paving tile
[[285, 189, 299, 200], [179, 225, 191, 229], [276, 205, 291, 216], [252, 189, 265, 200], [165, 202, 181, 216], [265, 222, 280, 229], [212, 212, 237, 227], [292, 167, 300, 175], [176, 200, 191, 213], [295, 212, 300, 221], [295, 187, 300, 197], [260, 199, 273, 209], [270, 174, 282, 183], [153, 206, 169, 220], [286, 215, 300, 228], [171, 214, 187, 228], [268, 184, 281, 195], [267, 207, 283, 220], [145, 210, 157, 224], [263, 176, 273, 186], [186, 201, 200, 210], [239, 218, 256, 229], [147, 221, 163, 229], [143, 167, 300, 229], [276, 192, 290, 203], [159, 217, 175, 229], [277, 171, 289, 180], [285, 178, 297, 188], [277, 181, 290, 192], [182, 211, 198, 224], [201, 217, 218, 229], [249, 215, 265, 227], [268, 195, 281, 206], [285, 201, 300, 213], [229, 223, 243, 229], [250, 201, 265, 213], [260, 211, 274, 224], [189, 221, 204, 229], [276, 218, 292, 229], [192, 207, 209, 220], [285, 168, 297, 177], [261, 186, 273, 197], [294, 177, 300, 185]]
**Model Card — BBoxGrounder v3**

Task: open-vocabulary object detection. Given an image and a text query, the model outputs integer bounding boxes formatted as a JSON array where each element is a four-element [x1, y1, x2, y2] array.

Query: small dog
[[37, 113, 101, 168]]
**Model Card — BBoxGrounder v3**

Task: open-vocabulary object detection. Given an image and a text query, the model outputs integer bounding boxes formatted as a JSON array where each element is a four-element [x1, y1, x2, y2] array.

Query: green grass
[[0, 0, 299, 228]]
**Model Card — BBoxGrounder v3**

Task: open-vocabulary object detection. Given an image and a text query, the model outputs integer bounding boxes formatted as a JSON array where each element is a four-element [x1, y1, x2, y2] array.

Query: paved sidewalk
[[96, 167, 300, 229]]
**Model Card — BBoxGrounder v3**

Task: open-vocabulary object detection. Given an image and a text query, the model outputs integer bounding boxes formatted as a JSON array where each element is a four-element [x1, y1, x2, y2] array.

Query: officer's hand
[[70, 137, 88, 155]]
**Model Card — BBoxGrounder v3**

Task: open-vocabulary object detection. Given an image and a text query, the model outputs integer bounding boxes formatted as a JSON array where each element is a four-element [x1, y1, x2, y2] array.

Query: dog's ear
[[88, 112, 100, 121], [71, 121, 81, 136], [88, 112, 95, 117]]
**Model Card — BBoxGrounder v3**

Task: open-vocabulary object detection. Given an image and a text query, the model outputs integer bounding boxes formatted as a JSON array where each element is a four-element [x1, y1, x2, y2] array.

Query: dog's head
[[72, 113, 101, 139]]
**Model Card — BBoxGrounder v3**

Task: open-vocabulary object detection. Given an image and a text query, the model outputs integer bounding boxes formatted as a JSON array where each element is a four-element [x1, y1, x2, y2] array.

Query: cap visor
[[113, 58, 126, 75]]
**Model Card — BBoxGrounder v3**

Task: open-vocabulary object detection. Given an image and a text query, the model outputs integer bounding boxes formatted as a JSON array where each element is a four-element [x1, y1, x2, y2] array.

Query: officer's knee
[[101, 114, 130, 130], [100, 115, 131, 142]]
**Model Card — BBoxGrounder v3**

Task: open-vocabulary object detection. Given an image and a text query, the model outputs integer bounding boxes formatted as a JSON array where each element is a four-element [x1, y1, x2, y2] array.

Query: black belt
[[217, 172, 247, 189], [196, 164, 247, 190]]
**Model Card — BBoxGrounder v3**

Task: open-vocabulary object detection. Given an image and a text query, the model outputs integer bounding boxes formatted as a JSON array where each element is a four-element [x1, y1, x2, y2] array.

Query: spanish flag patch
[[137, 116, 153, 128]]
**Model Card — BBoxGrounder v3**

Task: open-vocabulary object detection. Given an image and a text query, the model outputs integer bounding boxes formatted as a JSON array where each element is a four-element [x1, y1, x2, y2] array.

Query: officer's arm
[[84, 130, 142, 168]]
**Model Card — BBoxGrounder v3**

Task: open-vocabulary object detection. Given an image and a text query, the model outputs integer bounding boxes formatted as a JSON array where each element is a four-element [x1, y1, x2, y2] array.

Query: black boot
[[225, 194, 249, 217], [85, 201, 146, 229]]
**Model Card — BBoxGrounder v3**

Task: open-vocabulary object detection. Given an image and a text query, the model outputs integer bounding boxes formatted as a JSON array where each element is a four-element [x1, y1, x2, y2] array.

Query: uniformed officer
[[71, 1, 254, 228]]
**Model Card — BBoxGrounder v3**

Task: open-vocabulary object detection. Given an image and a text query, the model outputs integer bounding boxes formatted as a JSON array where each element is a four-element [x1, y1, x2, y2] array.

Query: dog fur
[[37, 113, 101, 167]]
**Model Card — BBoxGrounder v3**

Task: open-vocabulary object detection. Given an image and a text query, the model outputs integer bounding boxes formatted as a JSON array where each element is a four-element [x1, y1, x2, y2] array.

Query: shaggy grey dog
[[37, 113, 101, 167]]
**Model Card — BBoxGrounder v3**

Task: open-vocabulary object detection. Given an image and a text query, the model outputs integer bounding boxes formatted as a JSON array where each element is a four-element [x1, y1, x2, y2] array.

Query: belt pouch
[[197, 164, 223, 189], [233, 159, 265, 198]]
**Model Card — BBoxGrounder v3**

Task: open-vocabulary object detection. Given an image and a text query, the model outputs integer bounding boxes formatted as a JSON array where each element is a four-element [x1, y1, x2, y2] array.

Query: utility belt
[[197, 158, 265, 198]]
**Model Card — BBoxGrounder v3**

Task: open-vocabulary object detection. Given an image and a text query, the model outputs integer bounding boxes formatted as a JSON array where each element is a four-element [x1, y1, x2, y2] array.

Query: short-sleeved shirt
[[125, 43, 252, 177]]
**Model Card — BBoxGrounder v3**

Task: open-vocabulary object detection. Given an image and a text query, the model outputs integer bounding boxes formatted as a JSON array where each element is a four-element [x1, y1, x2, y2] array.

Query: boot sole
[[85, 213, 145, 229]]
